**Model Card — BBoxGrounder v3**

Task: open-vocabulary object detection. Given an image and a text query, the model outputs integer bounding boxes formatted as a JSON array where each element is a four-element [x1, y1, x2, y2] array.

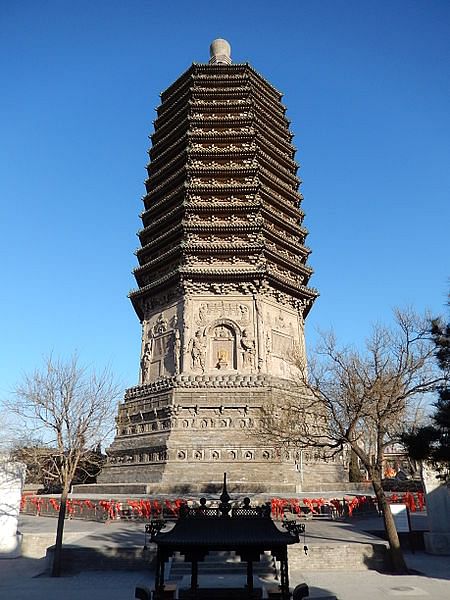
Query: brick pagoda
[[98, 40, 344, 493]]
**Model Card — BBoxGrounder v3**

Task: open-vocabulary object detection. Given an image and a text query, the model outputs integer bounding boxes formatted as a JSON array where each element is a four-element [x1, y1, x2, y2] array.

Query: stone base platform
[[73, 478, 370, 497], [19, 514, 391, 573], [73, 480, 299, 496], [423, 532, 450, 555]]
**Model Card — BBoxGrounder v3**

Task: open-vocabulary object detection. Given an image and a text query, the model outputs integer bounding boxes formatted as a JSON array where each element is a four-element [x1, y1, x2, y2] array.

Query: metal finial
[[219, 472, 231, 517], [209, 39, 232, 65]]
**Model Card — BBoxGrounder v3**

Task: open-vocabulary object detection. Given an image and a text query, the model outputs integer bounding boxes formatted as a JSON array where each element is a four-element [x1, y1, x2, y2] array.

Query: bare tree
[[259, 309, 442, 573], [10, 354, 122, 576]]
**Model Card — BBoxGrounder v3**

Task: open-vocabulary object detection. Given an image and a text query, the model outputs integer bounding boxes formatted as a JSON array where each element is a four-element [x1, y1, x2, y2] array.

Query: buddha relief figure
[[173, 329, 181, 374], [140, 342, 152, 383], [189, 330, 206, 372], [241, 329, 256, 369]]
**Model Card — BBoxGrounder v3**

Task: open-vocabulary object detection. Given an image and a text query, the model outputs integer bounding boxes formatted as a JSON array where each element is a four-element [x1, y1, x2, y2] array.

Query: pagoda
[[98, 40, 344, 493]]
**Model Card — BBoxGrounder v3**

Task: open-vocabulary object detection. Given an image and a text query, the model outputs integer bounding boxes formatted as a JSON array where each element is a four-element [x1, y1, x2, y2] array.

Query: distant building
[[99, 40, 345, 492]]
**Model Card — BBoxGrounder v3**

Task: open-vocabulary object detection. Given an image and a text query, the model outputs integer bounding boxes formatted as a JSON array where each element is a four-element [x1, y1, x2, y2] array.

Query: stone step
[[300, 482, 373, 494], [288, 542, 389, 571], [45, 544, 156, 573], [178, 589, 263, 599], [42, 540, 388, 574]]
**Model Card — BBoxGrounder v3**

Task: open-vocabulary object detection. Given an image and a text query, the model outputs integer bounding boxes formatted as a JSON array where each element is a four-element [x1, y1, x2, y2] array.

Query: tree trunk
[[51, 484, 69, 577], [372, 478, 408, 573]]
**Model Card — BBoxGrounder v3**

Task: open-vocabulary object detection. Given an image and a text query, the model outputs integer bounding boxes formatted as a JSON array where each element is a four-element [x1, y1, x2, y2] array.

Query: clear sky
[[1, 0, 449, 401]]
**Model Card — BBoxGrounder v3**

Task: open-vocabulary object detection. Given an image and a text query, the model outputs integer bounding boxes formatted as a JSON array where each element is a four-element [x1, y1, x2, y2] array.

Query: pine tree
[[402, 310, 450, 478]]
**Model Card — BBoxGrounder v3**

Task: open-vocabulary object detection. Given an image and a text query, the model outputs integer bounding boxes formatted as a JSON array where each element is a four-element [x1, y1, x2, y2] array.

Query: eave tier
[[147, 139, 299, 192], [129, 270, 318, 322], [160, 64, 283, 107], [154, 121, 293, 161], [188, 97, 288, 130], [140, 195, 261, 234], [134, 248, 312, 293], [148, 126, 298, 183]]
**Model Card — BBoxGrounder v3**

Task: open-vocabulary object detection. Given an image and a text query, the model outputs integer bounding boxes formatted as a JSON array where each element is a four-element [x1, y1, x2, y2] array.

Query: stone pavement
[[0, 514, 448, 599]]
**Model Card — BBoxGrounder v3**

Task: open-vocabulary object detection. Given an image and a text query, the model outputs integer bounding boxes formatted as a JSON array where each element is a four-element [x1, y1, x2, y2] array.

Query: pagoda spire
[[209, 38, 232, 65]]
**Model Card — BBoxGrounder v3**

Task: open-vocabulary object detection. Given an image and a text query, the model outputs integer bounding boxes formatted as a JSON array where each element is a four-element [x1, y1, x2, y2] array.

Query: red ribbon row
[[271, 492, 426, 518], [21, 492, 426, 520]]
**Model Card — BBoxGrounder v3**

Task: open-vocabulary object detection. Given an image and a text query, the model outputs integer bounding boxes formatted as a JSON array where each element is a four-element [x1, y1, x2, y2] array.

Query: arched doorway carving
[[208, 319, 240, 371]]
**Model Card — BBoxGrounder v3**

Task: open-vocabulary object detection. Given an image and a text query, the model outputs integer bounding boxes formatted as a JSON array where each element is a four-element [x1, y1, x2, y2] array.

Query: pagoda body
[[99, 41, 345, 492]]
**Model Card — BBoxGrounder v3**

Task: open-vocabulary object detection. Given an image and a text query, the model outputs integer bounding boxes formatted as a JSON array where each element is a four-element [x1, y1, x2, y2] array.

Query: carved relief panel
[[184, 298, 257, 375], [257, 299, 306, 380], [140, 303, 183, 383]]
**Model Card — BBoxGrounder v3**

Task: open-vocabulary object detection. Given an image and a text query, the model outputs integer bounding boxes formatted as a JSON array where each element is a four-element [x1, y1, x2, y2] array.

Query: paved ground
[[0, 514, 449, 599]]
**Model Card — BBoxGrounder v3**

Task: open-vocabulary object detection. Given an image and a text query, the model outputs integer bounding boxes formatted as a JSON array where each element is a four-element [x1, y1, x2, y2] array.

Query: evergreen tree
[[402, 310, 450, 478]]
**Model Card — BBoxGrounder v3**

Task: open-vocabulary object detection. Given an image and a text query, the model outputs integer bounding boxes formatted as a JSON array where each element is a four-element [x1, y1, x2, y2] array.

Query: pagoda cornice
[[160, 66, 194, 104], [157, 87, 191, 118], [190, 105, 253, 117], [265, 239, 309, 268], [187, 167, 256, 178], [193, 70, 248, 85], [257, 148, 299, 183], [129, 268, 181, 299], [259, 188, 303, 221], [249, 99, 291, 135], [184, 222, 260, 233], [188, 142, 256, 157], [153, 104, 189, 139], [149, 132, 187, 163], [148, 149, 187, 182], [265, 247, 314, 279], [266, 265, 304, 287], [253, 117, 294, 153], [192, 63, 283, 98], [133, 245, 181, 276], [189, 127, 255, 142], [192, 86, 254, 99], [251, 94, 289, 128], [146, 166, 186, 198], [261, 203, 298, 229], [185, 191, 258, 203], [141, 184, 185, 217], [259, 182, 301, 209], [185, 181, 258, 194], [184, 200, 258, 213], [138, 204, 184, 238], [151, 118, 189, 151], [264, 227, 311, 259], [188, 159, 257, 172], [190, 114, 253, 128], [191, 63, 284, 102], [186, 242, 263, 254], [180, 265, 266, 278], [190, 98, 252, 110], [259, 161, 299, 192], [262, 212, 308, 243], [136, 225, 183, 258], [242, 65, 284, 101], [266, 267, 317, 297], [259, 167, 300, 200], [255, 131, 296, 168]]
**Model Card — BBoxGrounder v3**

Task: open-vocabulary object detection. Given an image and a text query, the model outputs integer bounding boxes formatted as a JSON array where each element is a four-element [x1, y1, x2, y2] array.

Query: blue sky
[[1, 0, 449, 400]]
